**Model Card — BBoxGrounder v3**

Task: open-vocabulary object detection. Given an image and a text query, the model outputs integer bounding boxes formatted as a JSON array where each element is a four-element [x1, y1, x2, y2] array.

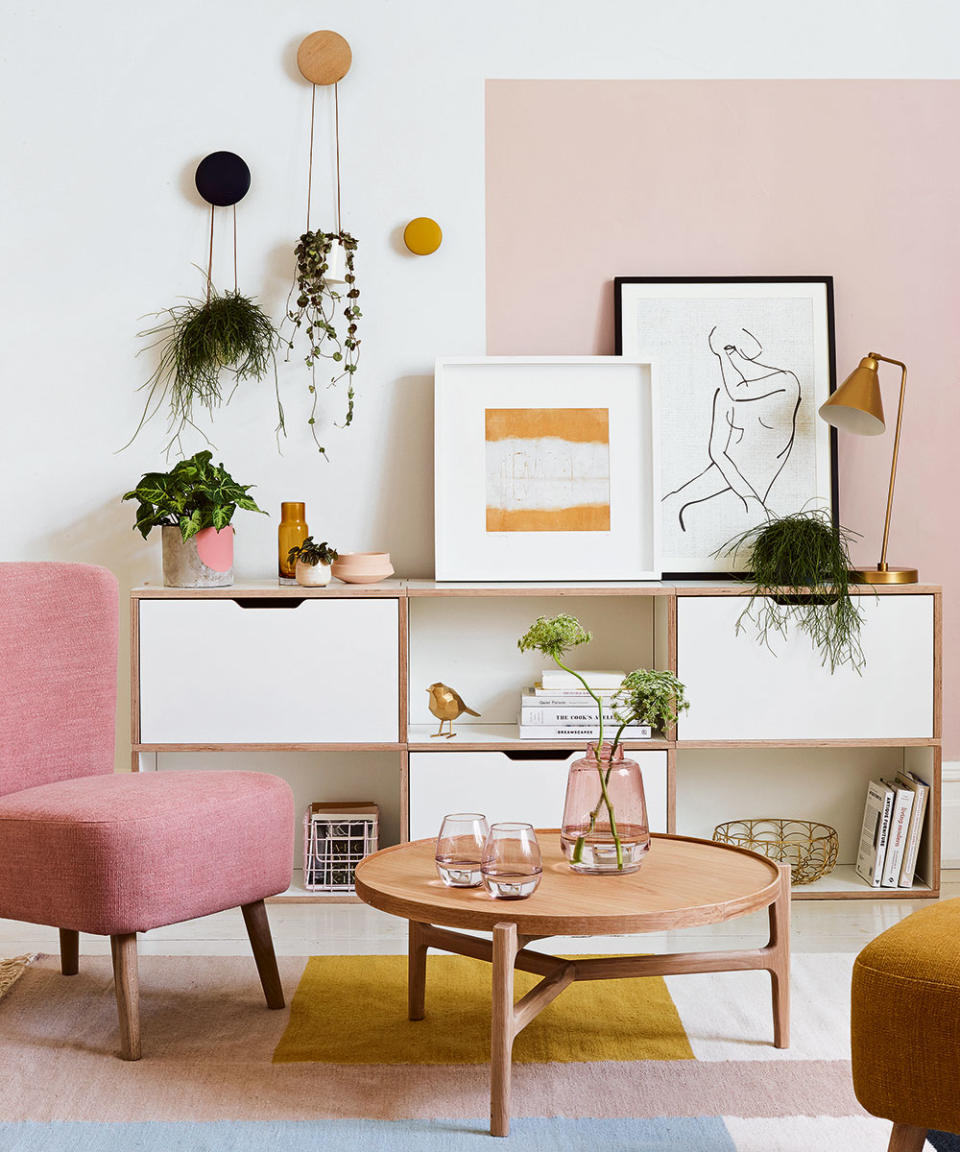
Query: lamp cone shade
[[818, 357, 885, 435]]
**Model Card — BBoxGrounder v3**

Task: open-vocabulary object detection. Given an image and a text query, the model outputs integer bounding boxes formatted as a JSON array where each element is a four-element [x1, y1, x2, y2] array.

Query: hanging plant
[[284, 229, 361, 457], [127, 281, 282, 454], [123, 151, 283, 455], [716, 508, 866, 674]]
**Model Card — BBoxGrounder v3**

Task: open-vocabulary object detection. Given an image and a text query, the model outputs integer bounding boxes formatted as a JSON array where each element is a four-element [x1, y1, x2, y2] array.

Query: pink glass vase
[[560, 742, 651, 874]]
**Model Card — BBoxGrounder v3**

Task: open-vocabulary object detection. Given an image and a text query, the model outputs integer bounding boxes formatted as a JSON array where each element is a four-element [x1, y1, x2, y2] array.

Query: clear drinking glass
[[481, 823, 543, 899], [435, 813, 489, 887]]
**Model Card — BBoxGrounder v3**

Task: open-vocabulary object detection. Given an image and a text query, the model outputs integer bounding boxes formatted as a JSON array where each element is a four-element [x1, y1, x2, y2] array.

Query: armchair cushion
[[0, 770, 294, 935]]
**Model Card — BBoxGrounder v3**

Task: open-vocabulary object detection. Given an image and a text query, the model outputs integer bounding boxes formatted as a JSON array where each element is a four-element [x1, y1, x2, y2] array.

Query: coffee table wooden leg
[[408, 920, 428, 1021], [768, 862, 791, 1049], [491, 921, 519, 1137]]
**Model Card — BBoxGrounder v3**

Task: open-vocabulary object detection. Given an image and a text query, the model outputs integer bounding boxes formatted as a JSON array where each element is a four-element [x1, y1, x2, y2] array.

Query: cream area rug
[[0, 951, 952, 1150]]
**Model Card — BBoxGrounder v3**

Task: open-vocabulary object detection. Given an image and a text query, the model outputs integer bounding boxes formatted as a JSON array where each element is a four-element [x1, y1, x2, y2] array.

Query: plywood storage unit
[[131, 580, 941, 902]]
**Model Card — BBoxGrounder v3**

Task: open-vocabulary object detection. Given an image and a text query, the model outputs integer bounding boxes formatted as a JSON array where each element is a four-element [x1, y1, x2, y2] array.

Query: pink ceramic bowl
[[331, 551, 394, 584]]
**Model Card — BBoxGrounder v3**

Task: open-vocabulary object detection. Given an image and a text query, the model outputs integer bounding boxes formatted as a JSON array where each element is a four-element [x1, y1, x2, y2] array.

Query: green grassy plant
[[717, 509, 866, 673], [127, 285, 282, 455]]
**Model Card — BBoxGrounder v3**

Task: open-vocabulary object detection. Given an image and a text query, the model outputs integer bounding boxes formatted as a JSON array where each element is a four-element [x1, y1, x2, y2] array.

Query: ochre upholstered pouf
[[851, 898, 960, 1149]]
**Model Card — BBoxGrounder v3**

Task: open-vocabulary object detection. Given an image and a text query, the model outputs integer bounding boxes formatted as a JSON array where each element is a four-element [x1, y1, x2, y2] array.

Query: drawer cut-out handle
[[501, 749, 573, 761], [233, 598, 305, 609], [770, 593, 840, 608]]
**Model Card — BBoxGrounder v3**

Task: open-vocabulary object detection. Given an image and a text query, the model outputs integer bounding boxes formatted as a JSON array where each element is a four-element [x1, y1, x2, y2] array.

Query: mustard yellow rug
[[273, 952, 693, 1064]]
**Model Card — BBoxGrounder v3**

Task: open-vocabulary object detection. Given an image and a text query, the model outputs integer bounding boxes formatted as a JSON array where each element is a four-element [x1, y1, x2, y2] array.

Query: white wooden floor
[[2, 873, 956, 958]]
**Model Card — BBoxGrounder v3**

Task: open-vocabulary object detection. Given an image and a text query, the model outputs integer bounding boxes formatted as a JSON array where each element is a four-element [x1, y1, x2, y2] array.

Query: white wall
[[2, 0, 958, 808]]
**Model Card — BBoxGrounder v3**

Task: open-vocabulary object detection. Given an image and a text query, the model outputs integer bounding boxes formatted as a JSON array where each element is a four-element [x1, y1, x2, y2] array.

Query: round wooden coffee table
[[355, 832, 790, 1137]]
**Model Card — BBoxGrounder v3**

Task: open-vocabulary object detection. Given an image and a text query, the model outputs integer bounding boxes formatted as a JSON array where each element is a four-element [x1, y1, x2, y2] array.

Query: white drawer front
[[139, 598, 400, 743], [408, 750, 668, 841], [677, 595, 934, 741]]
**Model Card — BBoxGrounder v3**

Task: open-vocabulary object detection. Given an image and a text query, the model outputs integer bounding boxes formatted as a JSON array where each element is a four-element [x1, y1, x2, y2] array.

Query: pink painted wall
[[486, 79, 960, 754]]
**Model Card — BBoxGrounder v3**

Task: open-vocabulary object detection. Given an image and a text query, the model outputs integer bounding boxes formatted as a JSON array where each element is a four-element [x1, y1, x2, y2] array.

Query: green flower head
[[613, 669, 689, 731], [517, 614, 591, 660]]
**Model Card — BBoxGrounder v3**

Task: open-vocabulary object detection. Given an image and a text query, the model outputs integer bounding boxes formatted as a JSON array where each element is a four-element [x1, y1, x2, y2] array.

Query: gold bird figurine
[[426, 682, 480, 738]]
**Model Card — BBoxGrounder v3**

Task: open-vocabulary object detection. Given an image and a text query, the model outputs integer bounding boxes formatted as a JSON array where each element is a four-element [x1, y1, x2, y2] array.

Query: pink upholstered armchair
[[0, 562, 295, 1058]]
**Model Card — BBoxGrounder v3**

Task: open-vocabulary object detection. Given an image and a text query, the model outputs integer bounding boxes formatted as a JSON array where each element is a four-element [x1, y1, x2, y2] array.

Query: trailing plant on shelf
[[716, 508, 866, 674], [284, 229, 361, 457], [287, 537, 339, 567], [126, 278, 283, 455], [122, 450, 266, 541], [518, 614, 689, 871]]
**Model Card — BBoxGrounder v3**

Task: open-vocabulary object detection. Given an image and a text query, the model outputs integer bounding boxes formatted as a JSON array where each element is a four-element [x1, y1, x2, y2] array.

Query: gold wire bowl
[[712, 818, 839, 886]]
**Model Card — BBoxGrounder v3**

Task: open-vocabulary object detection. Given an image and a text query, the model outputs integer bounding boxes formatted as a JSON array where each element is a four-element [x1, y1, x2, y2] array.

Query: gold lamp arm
[[869, 352, 907, 572]]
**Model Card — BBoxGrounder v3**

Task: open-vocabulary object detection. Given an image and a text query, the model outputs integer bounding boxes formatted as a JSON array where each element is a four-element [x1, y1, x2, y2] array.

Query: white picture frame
[[434, 357, 660, 581], [616, 277, 837, 576]]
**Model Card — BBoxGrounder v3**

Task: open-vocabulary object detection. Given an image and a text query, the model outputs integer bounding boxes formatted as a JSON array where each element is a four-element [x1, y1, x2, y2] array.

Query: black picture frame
[[615, 276, 838, 579]]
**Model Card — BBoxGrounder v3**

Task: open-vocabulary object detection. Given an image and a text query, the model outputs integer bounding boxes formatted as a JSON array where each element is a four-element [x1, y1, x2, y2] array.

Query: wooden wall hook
[[297, 31, 352, 86]]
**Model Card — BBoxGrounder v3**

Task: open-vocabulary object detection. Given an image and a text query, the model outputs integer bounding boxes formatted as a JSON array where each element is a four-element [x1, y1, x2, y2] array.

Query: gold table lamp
[[818, 353, 918, 584]]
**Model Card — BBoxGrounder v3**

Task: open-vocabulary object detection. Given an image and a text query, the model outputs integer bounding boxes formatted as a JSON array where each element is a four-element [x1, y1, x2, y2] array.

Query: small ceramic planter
[[295, 559, 332, 587], [162, 525, 234, 588], [324, 239, 347, 285]]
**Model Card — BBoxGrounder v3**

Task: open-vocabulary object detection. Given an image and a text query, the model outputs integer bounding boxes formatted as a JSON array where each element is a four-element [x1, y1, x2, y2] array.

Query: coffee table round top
[[354, 832, 783, 936]]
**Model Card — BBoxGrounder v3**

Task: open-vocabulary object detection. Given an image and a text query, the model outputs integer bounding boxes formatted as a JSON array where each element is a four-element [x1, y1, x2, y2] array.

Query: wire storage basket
[[303, 802, 379, 893], [713, 818, 839, 886]]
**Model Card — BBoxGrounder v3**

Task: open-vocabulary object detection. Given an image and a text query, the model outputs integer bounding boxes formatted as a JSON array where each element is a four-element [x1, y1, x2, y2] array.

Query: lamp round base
[[850, 566, 919, 585]]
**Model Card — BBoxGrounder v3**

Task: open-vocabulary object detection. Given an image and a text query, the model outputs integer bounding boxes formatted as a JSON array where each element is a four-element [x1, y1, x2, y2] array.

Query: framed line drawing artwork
[[615, 277, 837, 577], [434, 357, 660, 581]]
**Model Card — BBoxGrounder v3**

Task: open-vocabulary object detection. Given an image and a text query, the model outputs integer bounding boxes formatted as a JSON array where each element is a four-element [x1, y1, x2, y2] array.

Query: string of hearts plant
[[284, 229, 361, 457]]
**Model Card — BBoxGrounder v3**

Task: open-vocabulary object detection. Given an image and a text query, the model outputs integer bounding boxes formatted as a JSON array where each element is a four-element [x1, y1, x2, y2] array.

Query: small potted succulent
[[518, 614, 689, 874], [122, 450, 266, 588], [287, 537, 339, 588]]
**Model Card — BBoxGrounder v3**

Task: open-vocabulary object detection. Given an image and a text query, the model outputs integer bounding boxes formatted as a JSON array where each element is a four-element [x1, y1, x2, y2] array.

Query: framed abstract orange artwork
[[435, 358, 659, 580]]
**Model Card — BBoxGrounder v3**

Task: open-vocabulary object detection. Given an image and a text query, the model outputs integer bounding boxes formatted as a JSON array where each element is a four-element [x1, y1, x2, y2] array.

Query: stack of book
[[855, 772, 930, 889], [518, 669, 653, 741]]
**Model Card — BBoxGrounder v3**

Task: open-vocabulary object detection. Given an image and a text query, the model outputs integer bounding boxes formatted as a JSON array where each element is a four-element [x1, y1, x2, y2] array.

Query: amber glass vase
[[278, 502, 308, 581], [560, 742, 650, 875]]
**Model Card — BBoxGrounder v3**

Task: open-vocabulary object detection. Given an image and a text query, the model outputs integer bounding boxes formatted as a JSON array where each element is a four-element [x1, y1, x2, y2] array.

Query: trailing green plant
[[127, 281, 283, 455], [122, 450, 266, 541], [716, 508, 866, 674], [518, 614, 691, 870], [287, 536, 339, 567], [284, 229, 361, 456]]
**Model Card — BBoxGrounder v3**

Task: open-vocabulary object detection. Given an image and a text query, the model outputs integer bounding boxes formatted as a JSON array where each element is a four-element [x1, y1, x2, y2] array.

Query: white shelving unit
[[131, 579, 942, 902]]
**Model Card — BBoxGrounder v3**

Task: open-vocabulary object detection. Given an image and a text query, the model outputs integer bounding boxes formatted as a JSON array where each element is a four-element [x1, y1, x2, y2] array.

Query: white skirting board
[[943, 761, 960, 869]]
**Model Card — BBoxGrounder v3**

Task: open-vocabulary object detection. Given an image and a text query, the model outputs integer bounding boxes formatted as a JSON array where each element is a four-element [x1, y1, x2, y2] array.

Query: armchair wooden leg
[[241, 900, 284, 1010], [59, 929, 79, 976], [887, 1123, 928, 1152], [110, 933, 141, 1061]]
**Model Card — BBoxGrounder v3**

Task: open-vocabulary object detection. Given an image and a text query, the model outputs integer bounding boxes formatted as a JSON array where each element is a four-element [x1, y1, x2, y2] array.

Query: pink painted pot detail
[[161, 525, 234, 588], [195, 526, 234, 572]]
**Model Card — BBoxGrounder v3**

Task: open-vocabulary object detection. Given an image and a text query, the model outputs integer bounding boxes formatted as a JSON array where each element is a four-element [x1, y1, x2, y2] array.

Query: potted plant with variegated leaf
[[122, 451, 265, 588]]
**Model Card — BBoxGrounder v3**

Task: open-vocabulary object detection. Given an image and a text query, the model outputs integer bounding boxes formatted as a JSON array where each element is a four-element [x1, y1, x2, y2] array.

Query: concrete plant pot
[[162, 525, 234, 588], [295, 559, 332, 587]]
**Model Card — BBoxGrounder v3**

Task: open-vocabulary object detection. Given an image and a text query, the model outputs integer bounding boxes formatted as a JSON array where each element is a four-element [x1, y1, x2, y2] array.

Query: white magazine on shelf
[[539, 670, 626, 691], [855, 779, 895, 888], [880, 779, 915, 888], [894, 771, 931, 887]]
